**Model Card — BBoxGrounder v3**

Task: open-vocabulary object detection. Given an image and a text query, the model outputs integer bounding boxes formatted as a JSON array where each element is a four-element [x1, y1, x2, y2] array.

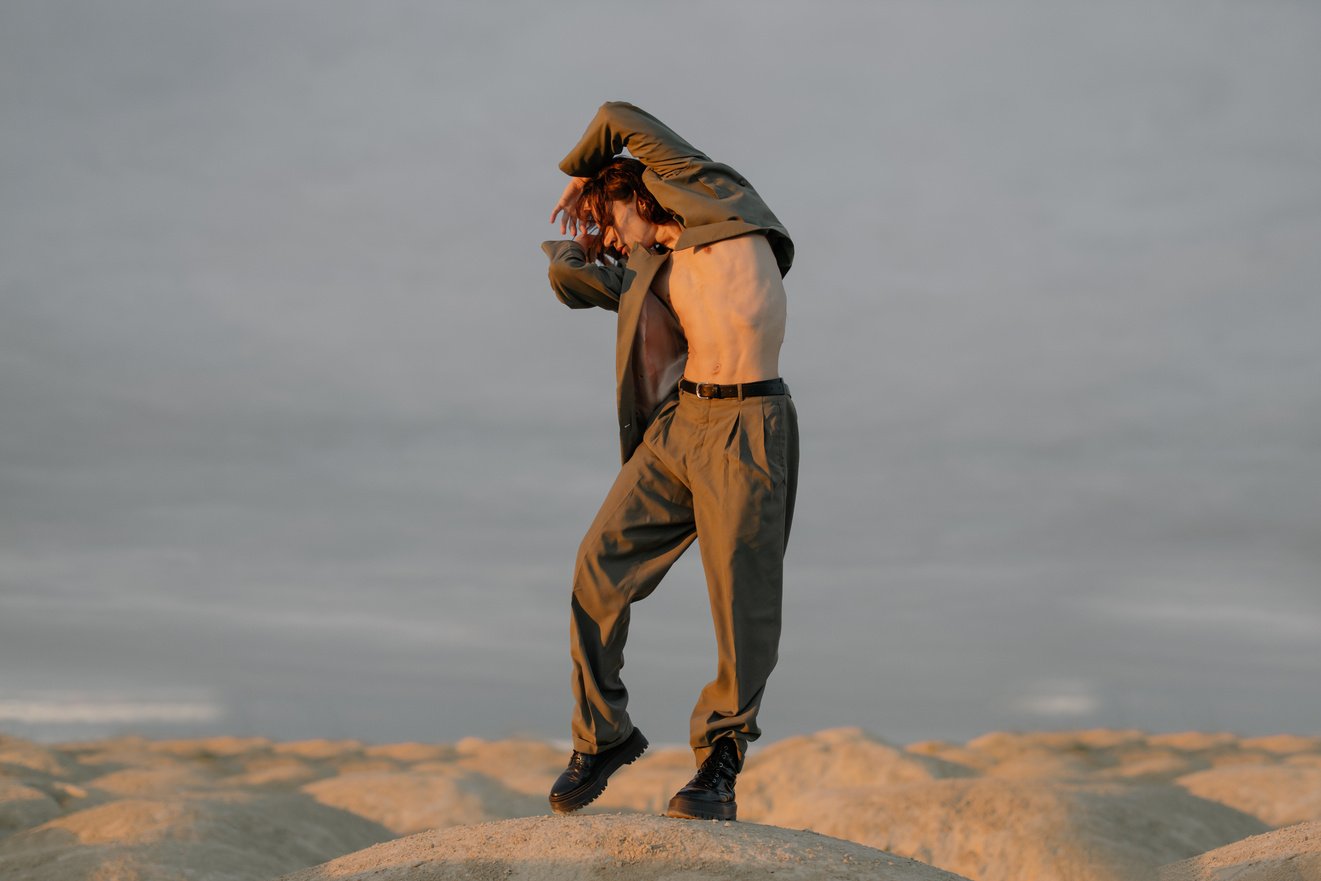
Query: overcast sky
[[2, 0, 1318, 749]]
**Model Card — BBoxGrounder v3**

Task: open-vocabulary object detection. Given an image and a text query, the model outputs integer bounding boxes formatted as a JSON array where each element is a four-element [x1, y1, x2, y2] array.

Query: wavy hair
[[574, 158, 674, 261]]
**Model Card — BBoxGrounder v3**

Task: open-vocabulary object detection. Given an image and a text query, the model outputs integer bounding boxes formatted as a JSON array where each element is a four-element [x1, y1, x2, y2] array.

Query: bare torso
[[650, 232, 787, 384]]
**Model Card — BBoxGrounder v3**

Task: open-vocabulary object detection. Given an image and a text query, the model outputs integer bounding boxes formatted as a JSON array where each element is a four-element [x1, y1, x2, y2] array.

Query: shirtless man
[[540, 102, 798, 821]]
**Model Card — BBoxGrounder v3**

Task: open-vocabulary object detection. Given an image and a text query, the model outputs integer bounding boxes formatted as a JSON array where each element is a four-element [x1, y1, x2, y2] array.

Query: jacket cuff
[[541, 239, 584, 260]]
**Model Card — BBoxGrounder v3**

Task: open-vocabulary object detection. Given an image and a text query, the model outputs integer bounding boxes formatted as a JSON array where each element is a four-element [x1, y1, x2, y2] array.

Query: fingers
[[552, 205, 580, 237], [552, 176, 591, 236], [551, 204, 572, 236]]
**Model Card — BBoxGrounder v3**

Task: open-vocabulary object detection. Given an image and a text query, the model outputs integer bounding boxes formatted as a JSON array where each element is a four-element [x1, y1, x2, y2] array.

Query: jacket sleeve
[[541, 240, 624, 312], [559, 101, 710, 179]]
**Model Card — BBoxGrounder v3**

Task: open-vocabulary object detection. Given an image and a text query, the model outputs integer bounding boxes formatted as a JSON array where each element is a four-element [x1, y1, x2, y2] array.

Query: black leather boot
[[665, 737, 740, 820], [548, 728, 648, 814]]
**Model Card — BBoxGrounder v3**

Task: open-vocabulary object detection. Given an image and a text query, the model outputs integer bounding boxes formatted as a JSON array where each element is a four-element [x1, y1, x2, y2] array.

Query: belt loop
[[737, 382, 746, 401]]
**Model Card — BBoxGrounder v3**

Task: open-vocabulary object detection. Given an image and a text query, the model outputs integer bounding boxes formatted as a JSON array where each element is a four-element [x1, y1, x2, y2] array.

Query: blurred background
[[2, 0, 1318, 748]]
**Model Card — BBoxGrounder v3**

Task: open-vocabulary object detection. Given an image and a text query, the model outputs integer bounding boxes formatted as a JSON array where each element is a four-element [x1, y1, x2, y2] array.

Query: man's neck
[[653, 222, 683, 251]]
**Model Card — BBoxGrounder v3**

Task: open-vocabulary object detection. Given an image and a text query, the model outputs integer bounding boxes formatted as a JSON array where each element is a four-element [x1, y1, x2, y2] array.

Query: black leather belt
[[679, 377, 788, 399]]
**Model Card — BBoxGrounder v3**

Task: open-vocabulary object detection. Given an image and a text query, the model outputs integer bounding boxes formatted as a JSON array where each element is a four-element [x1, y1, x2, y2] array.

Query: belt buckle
[[696, 382, 721, 399]]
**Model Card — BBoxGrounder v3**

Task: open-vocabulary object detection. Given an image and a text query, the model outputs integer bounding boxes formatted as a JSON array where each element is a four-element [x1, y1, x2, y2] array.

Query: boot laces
[[693, 743, 737, 787]]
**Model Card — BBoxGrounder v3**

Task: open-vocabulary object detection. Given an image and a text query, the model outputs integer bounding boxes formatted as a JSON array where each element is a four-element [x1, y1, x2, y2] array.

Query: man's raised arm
[[559, 101, 709, 180], [541, 239, 625, 313]]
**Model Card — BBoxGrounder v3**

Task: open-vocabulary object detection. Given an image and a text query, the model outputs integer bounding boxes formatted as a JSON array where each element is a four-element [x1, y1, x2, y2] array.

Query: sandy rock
[[33, 781, 90, 810], [0, 728, 1314, 881], [1177, 764, 1321, 827], [1093, 747, 1206, 783], [978, 729, 1147, 753], [963, 730, 1155, 779], [272, 739, 366, 760], [225, 764, 325, 788], [1160, 820, 1321, 881], [450, 736, 569, 798], [904, 740, 991, 774], [964, 729, 1042, 757], [739, 726, 972, 816], [83, 764, 221, 798], [277, 813, 974, 881], [1147, 732, 1241, 753], [49, 734, 150, 753], [330, 757, 405, 774], [363, 742, 457, 763], [303, 766, 545, 833], [1239, 735, 1321, 756], [222, 753, 328, 789], [591, 747, 696, 813], [56, 736, 168, 784], [1207, 751, 1277, 768], [1067, 729, 1152, 750], [31, 796, 198, 845], [0, 780, 61, 837], [744, 777, 1268, 881], [146, 736, 273, 758], [0, 736, 74, 781], [982, 747, 1103, 781], [0, 792, 392, 881]]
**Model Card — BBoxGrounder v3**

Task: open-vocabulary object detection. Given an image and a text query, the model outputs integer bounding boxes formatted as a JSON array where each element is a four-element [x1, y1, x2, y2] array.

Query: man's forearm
[[541, 240, 624, 312], [559, 101, 709, 180]]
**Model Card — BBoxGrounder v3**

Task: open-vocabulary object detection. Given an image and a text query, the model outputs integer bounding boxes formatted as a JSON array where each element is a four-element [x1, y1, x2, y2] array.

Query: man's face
[[601, 198, 656, 257]]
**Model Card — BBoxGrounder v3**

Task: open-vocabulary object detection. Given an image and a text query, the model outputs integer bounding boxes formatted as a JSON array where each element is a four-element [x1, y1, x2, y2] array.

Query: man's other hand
[[573, 230, 607, 264], [551, 177, 591, 236]]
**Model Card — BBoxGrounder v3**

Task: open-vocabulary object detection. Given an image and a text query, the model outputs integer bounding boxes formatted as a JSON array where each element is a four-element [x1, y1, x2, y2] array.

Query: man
[[541, 101, 798, 821]]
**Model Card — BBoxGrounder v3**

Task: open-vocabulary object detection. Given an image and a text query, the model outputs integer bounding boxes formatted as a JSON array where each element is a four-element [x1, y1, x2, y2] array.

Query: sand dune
[[1176, 764, 1321, 827], [1160, 820, 1321, 881], [0, 736, 79, 784], [277, 813, 974, 881], [303, 766, 547, 834], [0, 792, 391, 881], [0, 779, 61, 836], [743, 726, 975, 794], [743, 778, 1266, 881], [2, 727, 1319, 881]]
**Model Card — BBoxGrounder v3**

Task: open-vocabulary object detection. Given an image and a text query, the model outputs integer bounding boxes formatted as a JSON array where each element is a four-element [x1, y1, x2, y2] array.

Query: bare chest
[[648, 234, 785, 333]]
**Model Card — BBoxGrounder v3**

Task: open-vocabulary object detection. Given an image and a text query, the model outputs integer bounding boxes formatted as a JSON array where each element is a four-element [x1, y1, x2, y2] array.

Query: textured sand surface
[[2, 728, 1319, 881], [1160, 821, 1321, 881], [0, 793, 391, 881], [277, 813, 974, 881], [1176, 764, 1321, 827], [745, 776, 1265, 881]]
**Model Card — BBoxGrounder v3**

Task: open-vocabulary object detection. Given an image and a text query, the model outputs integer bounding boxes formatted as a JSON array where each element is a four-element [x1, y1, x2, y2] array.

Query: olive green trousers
[[568, 385, 799, 772]]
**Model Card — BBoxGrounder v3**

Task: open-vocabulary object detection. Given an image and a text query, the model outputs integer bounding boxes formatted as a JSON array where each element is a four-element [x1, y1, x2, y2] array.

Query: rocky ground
[[2, 727, 1318, 880]]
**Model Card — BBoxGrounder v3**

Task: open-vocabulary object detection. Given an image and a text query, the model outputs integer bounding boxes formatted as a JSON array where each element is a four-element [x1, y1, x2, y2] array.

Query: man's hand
[[572, 230, 605, 264], [551, 176, 591, 236]]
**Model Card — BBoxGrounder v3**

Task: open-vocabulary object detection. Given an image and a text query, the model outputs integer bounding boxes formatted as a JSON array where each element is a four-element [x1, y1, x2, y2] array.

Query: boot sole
[[548, 729, 648, 814], [665, 794, 737, 821]]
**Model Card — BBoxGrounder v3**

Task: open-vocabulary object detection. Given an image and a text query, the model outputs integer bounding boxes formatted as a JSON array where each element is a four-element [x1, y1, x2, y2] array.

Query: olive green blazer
[[541, 101, 794, 463]]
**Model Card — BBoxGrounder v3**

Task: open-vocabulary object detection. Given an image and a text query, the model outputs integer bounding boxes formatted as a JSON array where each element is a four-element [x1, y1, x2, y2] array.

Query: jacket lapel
[[614, 246, 666, 387], [611, 246, 667, 461]]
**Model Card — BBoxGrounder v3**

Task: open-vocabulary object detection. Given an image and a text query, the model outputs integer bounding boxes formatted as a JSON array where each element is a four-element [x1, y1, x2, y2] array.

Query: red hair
[[574, 158, 674, 260]]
